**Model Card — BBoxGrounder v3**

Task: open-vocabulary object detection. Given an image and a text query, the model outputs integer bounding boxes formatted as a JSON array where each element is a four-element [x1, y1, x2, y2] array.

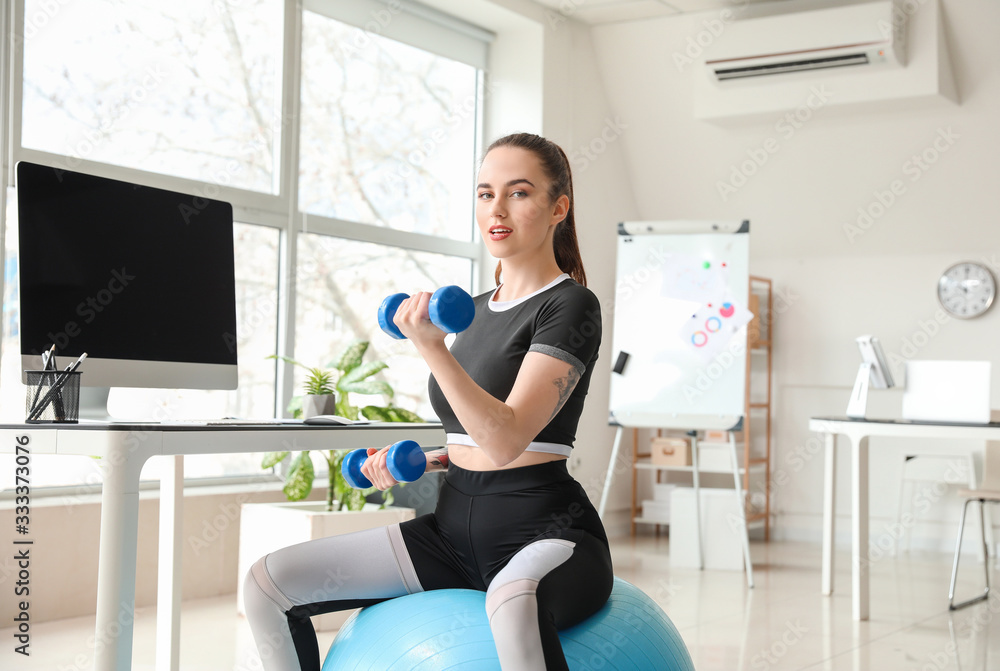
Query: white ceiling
[[529, 0, 795, 25]]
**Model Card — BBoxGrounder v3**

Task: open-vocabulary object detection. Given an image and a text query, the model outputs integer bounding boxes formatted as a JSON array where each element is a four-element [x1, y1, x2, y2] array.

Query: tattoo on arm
[[548, 368, 581, 422], [426, 448, 449, 471]]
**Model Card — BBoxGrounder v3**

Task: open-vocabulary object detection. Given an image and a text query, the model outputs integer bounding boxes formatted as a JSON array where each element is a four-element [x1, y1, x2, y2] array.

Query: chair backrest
[[982, 441, 1000, 491], [984, 409, 1000, 491]]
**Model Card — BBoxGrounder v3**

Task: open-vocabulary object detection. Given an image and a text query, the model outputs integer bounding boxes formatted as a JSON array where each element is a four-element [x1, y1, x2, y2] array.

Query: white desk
[[0, 421, 445, 671], [810, 416, 999, 621]]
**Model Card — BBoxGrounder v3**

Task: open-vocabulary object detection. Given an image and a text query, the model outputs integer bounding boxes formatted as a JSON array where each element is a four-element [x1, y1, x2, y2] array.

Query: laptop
[[901, 360, 992, 424]]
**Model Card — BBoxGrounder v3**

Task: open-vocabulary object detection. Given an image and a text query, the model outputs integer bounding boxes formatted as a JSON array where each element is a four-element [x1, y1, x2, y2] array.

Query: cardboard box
[[704, 429, 730, 443], [650, 437, 690, 466]]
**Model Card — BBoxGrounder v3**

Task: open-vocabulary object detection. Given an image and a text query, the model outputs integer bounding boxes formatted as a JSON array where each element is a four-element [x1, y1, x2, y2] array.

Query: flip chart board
[[608, 220, 750, 430]]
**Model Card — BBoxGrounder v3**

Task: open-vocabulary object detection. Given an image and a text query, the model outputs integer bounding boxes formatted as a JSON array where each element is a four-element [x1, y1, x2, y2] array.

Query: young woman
[[244, 132, 613, 670]]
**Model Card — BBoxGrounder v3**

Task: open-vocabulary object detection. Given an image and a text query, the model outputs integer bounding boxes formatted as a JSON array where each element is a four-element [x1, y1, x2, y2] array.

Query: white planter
[[301, 394, 336, 418], [237, 501, 416, 631]]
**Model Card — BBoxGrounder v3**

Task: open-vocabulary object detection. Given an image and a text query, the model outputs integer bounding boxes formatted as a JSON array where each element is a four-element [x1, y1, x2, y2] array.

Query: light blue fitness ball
[[322, 577, 695, 671]]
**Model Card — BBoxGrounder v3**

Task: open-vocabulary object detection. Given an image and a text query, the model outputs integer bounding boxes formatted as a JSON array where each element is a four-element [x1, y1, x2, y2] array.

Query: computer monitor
[[16, 161, 238, 402], [846, 334, 894, 418]]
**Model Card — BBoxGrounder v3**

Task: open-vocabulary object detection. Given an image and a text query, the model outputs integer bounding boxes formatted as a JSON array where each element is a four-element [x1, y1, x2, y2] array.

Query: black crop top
[[427, 275, 601, 452]]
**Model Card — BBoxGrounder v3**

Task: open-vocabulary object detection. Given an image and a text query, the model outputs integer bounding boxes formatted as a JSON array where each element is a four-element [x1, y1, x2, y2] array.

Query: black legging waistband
[[444, 459, 573, 495]]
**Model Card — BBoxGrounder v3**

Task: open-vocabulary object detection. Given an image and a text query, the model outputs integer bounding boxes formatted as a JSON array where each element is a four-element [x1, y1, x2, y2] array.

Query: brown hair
[[484, 133, 586, 287]]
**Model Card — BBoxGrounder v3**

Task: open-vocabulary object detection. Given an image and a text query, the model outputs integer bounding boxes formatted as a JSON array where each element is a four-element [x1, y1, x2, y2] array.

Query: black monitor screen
[[17, 161, 238, 388]]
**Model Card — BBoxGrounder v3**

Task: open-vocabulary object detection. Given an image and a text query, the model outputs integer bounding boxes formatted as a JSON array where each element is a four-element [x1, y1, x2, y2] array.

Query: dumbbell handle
[[341, 441, 450, 489]]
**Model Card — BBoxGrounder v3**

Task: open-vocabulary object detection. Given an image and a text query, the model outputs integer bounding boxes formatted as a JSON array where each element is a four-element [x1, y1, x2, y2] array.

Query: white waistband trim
[[445, 433, 573, 458]]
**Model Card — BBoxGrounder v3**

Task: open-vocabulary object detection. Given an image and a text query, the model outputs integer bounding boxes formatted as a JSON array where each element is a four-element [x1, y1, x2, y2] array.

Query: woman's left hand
[[359, 446, 401, 491], [392, 292, 449, 348]]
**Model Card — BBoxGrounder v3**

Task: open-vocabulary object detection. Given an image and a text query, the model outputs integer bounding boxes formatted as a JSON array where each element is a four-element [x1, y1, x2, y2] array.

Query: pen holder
[[25, 370, 81, 424]]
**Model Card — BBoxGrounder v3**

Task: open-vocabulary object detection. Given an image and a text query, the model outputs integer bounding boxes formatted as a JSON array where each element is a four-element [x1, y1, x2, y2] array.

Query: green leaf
[[345, 487, 368, 511], [304, 368, 336, 395], [360, 405, 421, 423], [335, 397, 359, 420], [340, 360, 388, 386], [283, 452, 315, 501], [267, 354, 304, 368], [261, 451, 289, 469], [387, 406, 423, 423], [334, 341, 369, 374], [361, 406, 393, 422], [286, 395, 303, 419], [341, 380, 393, 397]]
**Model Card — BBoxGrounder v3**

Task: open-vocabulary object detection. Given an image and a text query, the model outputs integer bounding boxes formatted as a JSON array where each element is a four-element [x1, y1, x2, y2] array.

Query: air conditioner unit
[[693, 0, 955, 122], [704, 1, 906, 84]]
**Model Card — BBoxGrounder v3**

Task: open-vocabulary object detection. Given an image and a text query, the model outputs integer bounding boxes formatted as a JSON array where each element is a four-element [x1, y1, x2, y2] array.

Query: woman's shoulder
[[545, 278, 601, 311]]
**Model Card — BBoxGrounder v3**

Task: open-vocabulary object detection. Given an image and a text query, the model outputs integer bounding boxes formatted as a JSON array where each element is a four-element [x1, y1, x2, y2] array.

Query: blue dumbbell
[[341, 440, 427, 489], [377, 286, 475, 340]]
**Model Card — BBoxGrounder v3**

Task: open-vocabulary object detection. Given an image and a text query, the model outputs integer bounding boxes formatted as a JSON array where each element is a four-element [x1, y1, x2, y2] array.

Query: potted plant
[[264, 340, 424, 512]]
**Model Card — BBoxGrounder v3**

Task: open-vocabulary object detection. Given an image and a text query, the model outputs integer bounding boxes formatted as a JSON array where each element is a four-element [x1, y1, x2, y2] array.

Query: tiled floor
[[3, 537, 999, 670]]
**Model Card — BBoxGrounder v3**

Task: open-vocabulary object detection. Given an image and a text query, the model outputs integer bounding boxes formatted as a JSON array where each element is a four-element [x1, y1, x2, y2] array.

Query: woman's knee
[[245, 554, 295, 613]]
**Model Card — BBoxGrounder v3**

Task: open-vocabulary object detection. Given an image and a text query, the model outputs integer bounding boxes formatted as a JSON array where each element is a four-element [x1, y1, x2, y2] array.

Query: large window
[[0, 0, 490, 490], [299, 9, 479, 240], [20, 0, 284, 193]]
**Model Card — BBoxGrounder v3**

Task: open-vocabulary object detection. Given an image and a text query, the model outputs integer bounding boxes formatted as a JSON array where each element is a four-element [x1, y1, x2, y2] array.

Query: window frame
[[0, 0, 488, 496]]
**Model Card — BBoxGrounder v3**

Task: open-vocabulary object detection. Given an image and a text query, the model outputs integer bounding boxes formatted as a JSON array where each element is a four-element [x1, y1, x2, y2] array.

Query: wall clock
[[937, 262, 996, 319]]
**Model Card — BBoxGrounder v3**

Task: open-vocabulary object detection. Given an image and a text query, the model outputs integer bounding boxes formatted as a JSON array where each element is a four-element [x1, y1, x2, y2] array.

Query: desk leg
[[94, 434, 149, 671], [822, 432, 836, 596], [156, 456, 183, 671], [852, 435, 870, 621]]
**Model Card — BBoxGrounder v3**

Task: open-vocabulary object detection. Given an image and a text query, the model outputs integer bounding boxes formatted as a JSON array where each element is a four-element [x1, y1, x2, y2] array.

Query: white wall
[[588, 0, 1000, 549], [540, 18, 641, 535]]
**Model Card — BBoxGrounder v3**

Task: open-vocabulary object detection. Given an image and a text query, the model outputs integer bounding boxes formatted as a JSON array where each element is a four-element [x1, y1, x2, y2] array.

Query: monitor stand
[[846, 362, 873, 419], [79, 386, 113, 421]]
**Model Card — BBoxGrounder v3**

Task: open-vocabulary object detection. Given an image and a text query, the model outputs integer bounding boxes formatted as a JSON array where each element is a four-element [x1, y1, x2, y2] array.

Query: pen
[[29, 345, 58, 415]]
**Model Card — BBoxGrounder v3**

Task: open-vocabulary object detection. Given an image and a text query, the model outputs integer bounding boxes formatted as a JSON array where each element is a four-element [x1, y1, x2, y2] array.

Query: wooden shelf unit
[[744, 275, 773, 540]]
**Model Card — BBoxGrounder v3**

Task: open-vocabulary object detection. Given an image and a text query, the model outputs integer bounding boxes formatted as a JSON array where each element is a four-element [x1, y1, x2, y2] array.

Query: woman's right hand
[[359, 446, 400, 491]]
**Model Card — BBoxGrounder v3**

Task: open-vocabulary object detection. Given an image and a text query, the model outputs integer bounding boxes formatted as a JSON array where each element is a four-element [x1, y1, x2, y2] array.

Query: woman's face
[[475, 146, 567, 264]]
